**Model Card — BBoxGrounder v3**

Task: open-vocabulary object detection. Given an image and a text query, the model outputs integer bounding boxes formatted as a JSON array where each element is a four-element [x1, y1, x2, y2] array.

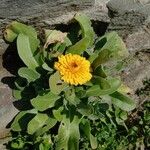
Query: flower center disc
[[70, 62, 79, 72], [71, 62, 78, 68]]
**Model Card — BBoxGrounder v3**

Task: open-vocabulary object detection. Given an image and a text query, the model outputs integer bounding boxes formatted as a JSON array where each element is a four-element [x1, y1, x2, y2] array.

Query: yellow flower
[[54, 53, 92, 85]]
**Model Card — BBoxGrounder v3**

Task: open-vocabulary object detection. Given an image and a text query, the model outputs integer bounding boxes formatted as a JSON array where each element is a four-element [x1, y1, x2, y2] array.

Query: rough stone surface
[[107, 0, 150, 15], [107, 0, 150, 94], [0, 0, 109, 30], [125, 28, 150, 52], [107, 0, 150, 37]]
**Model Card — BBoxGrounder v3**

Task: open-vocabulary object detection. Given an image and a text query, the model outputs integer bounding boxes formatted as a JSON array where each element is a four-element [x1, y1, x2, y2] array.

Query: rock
[[0, 137, 10, 150], [0, 0, 109, 29], [0, 46, 18, 139], [107, 0, 150, 16], [121, 52, 150, 94], [107, 0, 150, 37], [125, 28, 150, 52], [107, 0, 150, 103]]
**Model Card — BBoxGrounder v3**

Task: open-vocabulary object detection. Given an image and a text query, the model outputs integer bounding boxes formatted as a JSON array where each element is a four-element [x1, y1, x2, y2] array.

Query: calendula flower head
[[54, 53, 92, 85]]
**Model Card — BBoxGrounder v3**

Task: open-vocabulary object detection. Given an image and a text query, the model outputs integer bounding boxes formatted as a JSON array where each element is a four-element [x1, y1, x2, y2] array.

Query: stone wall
[[0, 0, 150, 149]]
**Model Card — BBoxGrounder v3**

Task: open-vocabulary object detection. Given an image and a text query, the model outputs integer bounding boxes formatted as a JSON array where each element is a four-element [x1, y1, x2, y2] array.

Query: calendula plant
[[4, 14, 136, 150]]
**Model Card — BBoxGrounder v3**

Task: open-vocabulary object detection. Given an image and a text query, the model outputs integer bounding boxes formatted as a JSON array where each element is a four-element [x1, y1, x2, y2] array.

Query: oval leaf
[[92, 32, 129, 69], [86, 77, 121, 96], [74, 14, 95, 46], [27, 113, 49, 134], [17, 34, 39, 69], [56, 116, 80, 150], [110, 91, 136, 111], [18, 67, 40, 83], [31, 91, 60, 111], [67, 37, 89, 54], [49, 71, 68, 95], [11, 110, 37, 131]]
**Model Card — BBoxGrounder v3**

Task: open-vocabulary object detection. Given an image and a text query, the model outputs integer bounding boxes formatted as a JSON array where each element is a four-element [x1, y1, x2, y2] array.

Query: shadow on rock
[[2, 42, 25, 76], [1, 76, 17, 89]]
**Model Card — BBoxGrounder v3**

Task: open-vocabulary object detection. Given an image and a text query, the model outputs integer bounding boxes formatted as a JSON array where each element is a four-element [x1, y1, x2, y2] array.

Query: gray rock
[[125, 28, 150, 52], [107, 0, 150, 15], [0, 0, 109, 29], [107, 0, 150, 37], [107, 0, 150, 102]]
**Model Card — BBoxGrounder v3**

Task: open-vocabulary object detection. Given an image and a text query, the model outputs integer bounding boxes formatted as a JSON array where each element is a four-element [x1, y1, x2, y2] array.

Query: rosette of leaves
[[4, 14, 136, 150]]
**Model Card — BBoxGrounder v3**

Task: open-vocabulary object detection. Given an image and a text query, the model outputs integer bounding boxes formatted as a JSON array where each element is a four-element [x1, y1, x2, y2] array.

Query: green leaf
[[93, 65, 107, 78], [90, 134, 98, 149], [74, 13, 95, 46], [77, 103, 93, 116], [42, 63, 53, 72], [56, 115, 80, 150], [92, 32, 129, 69], [64, 88, 79, 105], [35, 118, 57, 137], [41, 118, 57, 133], [8, 21, 37, 38], [110, 91, 136, 111], [115, 108, 127, 124], [49, 71, 68, 95], [4, 28, 17, 42], [27, 113, 49, 134], [31, 91, 60, 111], [11, 110, 37, 131], [67, 37, 89, 54], [4, 21, 41, 65], [80, 120, 97, 149], [75, 87, 86, 98], [53, 107, 64, 121], [39, 135, 52, 150], [92, 76, 111, 89], [14, 77, 27, 90], [12, 90, 22, 100], [86, 77, 121, 96], [88, 51, 99, 63], [17, 34, 39, 69], [53, 37, 72, 53], [18, 67, 40, 83], [4, 21, 37, 42]]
